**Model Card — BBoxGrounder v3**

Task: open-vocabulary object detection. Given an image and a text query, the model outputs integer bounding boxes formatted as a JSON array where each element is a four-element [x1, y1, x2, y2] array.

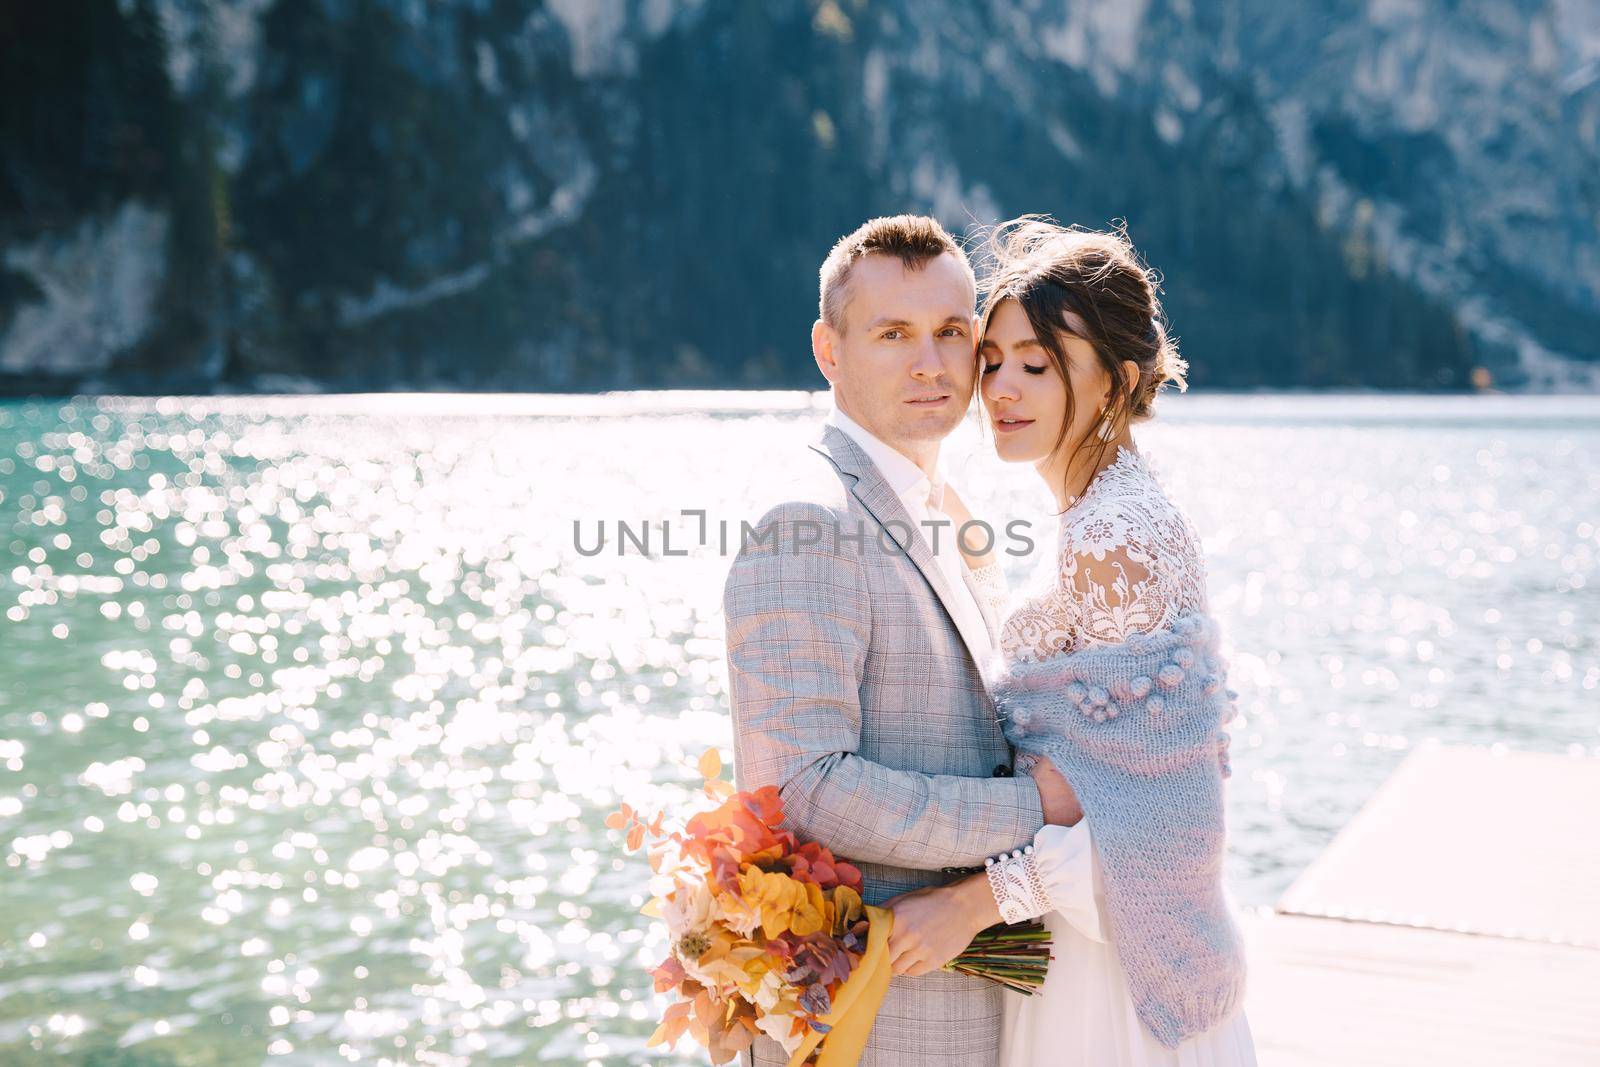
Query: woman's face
[[978, 298, 1110, 465]]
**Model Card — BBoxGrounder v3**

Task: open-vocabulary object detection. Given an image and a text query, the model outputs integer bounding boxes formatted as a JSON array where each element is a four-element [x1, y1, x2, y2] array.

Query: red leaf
[[742, 785, 785, 827], [834, 860, 862, 891], [651, 956, 686, 993]]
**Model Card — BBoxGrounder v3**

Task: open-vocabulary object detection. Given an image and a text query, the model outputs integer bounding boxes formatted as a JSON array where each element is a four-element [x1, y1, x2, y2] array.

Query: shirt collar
[[825, 400, 947, 509]]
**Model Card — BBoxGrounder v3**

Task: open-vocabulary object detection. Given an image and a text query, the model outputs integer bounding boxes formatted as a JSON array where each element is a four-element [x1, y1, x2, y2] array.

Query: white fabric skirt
[[999, 822, 1258, 1067]]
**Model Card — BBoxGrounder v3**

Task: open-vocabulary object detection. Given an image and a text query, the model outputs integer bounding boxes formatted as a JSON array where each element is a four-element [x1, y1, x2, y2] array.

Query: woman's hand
[[940, 484, 996, 570], [1026, 754, 1085, 827], [884, 873, 1000, 977]]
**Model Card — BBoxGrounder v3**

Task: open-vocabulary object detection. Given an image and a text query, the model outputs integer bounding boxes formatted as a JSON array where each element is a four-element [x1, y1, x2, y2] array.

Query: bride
[[887, 218, 1258, 1066]]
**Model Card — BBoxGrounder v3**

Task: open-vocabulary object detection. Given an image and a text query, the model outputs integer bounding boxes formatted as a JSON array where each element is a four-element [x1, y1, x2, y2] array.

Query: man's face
[[815, 251, 977, 451]]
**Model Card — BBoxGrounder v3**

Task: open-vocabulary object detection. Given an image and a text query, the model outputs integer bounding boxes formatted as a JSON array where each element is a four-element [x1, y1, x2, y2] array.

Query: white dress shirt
[[824, 403, 995, 670]]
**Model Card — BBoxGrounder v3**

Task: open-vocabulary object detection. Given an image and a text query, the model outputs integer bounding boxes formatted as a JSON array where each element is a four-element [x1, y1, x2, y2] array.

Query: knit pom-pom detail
[[1008, 702, 1035, 732], [987, 611, 1246, 1047]]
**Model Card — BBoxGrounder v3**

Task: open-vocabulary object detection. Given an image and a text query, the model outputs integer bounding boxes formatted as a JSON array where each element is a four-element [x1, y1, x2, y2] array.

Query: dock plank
[[1243, 913, 1600, 1067], [1276, 744, 1600, 947], [1242, 743, 1600, 1065]]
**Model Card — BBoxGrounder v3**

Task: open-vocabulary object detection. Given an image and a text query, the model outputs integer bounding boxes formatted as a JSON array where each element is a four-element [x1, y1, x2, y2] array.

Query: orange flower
[[609, 769, 904, 1066], [828, 884, 864, 935], [737, 867, 828, 939]]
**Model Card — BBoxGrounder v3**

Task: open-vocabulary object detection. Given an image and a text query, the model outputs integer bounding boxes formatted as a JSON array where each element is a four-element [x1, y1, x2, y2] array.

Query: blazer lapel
[[809, 424, 988, 673]]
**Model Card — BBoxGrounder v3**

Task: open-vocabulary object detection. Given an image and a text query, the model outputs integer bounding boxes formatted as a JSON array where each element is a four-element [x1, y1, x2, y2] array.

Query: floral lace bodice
[[969, 446, 1210, 664]]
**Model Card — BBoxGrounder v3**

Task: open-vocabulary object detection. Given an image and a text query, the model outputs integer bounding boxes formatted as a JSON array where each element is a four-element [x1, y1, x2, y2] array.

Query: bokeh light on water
[[0, 392, 1596, 1065]]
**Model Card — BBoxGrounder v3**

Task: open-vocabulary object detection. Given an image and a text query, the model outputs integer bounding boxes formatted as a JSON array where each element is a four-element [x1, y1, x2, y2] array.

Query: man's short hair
[[818, 215, 976, 333]]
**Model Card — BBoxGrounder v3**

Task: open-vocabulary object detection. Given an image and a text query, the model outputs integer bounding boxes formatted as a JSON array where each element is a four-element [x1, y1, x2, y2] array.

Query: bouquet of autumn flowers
[[608, 751, 1052, 1066]]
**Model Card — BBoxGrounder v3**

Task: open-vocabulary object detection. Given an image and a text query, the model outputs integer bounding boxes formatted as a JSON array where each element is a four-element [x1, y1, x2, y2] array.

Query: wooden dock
[[1241, 744, 1600, 1066]]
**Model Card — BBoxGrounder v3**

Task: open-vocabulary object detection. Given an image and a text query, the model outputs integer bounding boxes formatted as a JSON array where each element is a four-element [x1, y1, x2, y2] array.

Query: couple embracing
[[723, 214, 1257, 1067]]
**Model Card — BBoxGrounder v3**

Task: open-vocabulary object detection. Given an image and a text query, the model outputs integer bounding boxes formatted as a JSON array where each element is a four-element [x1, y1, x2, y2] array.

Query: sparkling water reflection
[[0, 392, 1596, 1065]]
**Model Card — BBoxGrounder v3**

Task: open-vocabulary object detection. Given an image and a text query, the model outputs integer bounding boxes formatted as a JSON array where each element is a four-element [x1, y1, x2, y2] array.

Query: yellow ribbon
[[785, 904, 894, 1067]]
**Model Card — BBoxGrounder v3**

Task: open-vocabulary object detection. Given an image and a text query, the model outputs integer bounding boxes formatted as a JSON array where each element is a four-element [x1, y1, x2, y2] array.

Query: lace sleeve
[[982, 823, 1106, 937], [1058, 462, 1209, 645], [997, 448, 1210, 662], [1060, 544, 1174, 645], [965, 560, 1010, 626], [984, 843, 1052, 923]]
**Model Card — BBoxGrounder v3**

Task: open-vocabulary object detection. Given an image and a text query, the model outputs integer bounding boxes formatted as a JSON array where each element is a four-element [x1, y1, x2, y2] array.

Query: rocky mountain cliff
[[2, 0, 1597, 394]]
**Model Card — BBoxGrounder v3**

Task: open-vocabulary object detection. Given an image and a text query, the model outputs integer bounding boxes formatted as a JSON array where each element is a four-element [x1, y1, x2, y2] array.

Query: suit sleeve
[[724, 501, 1044, 870]]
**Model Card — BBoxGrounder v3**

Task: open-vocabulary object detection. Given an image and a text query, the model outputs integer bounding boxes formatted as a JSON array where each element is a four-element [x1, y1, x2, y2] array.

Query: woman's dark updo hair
[[977, 217, 1187, 483]]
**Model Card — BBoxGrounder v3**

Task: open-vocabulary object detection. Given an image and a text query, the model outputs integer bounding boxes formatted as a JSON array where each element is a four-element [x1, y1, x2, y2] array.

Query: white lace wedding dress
[[968, 445, 1257, 1067]]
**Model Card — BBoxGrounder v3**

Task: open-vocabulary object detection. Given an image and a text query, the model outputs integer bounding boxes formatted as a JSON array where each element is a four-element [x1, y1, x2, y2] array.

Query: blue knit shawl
[[993, 612, 1246, 1049]]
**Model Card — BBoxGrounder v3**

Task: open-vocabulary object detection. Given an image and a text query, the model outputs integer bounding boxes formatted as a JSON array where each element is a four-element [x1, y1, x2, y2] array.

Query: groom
[[724, 215, 1079, 1066]]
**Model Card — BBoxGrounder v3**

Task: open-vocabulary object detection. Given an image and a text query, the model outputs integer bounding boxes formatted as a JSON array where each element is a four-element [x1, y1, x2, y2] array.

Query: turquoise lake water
[[1, 392, 1596, 1065]]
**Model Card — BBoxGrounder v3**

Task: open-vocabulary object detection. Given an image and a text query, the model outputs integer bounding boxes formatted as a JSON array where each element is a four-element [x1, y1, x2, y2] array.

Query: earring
[[1096, 406, 1116, 442]]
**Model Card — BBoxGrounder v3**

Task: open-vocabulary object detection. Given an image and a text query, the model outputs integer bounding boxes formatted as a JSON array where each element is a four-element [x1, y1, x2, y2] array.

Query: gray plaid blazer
[[725, 422, 1044, 1067]]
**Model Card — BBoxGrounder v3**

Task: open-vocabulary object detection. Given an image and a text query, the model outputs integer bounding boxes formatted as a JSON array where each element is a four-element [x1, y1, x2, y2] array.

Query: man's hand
[[1031, 756, 1084, 826], [884, 874, 997, 977]]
